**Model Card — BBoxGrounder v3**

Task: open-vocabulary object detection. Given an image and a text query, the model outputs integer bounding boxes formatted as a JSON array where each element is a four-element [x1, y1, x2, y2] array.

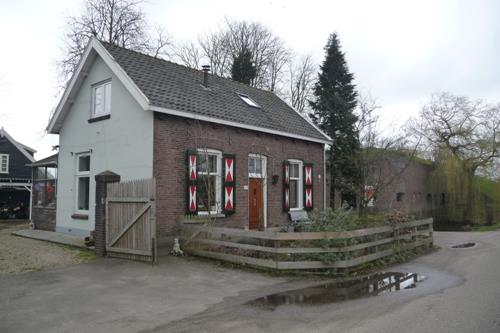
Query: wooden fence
[[182, 218, 433, 271], [106, 178, 156, 262]]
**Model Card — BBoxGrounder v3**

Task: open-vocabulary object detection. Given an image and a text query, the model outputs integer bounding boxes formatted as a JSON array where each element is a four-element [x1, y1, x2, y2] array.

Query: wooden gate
[[106, 178, 156, 262]]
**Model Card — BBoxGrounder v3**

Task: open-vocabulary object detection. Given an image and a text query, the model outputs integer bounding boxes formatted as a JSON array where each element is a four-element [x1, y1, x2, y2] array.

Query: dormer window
[[92, 80, 111, 118], [238, 93, 260, 108]]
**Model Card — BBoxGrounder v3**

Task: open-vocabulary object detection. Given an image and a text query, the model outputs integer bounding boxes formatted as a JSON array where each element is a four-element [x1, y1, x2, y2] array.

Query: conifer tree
[[231, 48, 257, 85], [310, 33, 360, 208]]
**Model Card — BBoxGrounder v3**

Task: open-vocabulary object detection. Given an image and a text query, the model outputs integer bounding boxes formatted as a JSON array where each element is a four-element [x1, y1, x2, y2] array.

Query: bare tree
[[140, 25, 173, 59], [197, 31, 232, 77], [58, 0, 172, 83], [174, 41, 202, 69], [355, 94, 422, 210], [266, 38, 291, 93], [288, 54, 316, 113], [410, 92, 500, 175], [197, 18, 290, 91]]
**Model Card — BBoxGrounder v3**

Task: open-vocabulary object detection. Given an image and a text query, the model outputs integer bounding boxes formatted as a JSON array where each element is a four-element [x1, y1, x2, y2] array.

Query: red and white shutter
[[283, 161, 290, 212], [186, 150, 198, 214], [223, 154, 236, 214], [304, 163, 313, 210]]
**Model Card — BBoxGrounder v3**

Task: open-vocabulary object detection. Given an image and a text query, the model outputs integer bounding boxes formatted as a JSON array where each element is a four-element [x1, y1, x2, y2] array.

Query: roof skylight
[[238, 93, 261, 108]]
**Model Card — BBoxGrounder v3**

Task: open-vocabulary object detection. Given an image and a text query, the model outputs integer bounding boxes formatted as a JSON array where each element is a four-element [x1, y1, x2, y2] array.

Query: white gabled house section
[[47, 38, 331, 146], [47, 37, 150, 134]]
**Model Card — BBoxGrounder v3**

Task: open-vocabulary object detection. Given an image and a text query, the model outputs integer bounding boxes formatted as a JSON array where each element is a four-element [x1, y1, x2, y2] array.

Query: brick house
[[47, 38, 330, 239]]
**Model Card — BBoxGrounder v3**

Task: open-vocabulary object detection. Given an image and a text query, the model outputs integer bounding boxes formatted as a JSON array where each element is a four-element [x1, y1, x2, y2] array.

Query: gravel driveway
[[0, 221, 94, 275]]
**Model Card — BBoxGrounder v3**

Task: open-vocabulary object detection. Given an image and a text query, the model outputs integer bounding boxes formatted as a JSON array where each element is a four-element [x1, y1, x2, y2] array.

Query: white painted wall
[[56, 56, 154, 236]]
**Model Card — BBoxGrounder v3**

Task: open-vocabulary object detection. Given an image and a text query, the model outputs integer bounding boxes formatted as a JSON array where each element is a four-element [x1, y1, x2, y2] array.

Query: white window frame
[[0, 154, 9, 174], [288, 159, 303, 211], [91, 80, 112, 118], [75, 153, 91, 214], [197, 148, 222, 215], [248, 154, 266, 179]]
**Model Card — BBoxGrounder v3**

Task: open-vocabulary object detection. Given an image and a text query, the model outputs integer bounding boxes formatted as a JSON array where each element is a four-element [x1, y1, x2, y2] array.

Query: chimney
[[202, 65, 210, 87]]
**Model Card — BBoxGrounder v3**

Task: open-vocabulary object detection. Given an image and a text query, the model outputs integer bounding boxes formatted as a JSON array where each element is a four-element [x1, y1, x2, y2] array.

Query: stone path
[[12, 228, 87, 248]]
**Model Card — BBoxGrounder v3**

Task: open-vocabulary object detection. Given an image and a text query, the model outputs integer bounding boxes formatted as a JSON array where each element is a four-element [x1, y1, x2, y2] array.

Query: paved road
[[1, 231, 500, 333], [149, 231, 500, 333]]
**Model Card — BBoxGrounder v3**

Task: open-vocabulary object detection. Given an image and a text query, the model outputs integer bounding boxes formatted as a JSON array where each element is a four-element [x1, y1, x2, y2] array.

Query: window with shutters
[[288, 160, 303, 210], [197, 149, 222, 214]]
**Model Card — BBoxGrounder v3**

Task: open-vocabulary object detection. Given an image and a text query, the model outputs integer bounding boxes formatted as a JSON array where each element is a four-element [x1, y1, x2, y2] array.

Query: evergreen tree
[[231, 48, 257, 85], [309, 33, 360, 208]]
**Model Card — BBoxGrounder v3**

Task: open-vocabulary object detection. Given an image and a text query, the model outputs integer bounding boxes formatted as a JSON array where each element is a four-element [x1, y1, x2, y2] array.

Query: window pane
[[290, 163, 299, 178], [78, 156, 90, 172], [248, 158, 255, 174], [46, 180, 56, 207], [255, 158, 262, 175], [0, 155, 8, 173], [34, 180, 46, 206], [198, 175, 216, 211], [78, 177, 90, 210], [34, 167, 45, 180], [104, 83, 112, 114], [209, 155, 217, 173], [198, 153, 217, 173], [46, 167, 57, 180], [290, 180, 298, 208], [94, 85, 104, 115], [198, 153, 207, 173]]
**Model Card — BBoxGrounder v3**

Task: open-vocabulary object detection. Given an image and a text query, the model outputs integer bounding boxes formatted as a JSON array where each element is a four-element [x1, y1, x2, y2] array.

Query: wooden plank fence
[[106, 178, 156, 262], [182, 218, 433, 271]]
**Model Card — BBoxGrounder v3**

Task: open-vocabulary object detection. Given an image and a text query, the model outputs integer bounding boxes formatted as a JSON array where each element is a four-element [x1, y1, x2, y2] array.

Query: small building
[[46, 38, 330, 239], [362, 153, 434, 217], [31, 153, 58, 231], [0, 128, 35, 220]]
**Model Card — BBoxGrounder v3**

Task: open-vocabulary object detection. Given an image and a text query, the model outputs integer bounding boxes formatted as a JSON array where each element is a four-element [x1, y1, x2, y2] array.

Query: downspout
[[323, 144, 327, 209], [28, 185, 32, 221], [29, 168, 33, 223]]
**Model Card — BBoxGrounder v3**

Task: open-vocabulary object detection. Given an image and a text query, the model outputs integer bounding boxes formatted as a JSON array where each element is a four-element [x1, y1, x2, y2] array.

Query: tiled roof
[[101, 42, 328, 142]]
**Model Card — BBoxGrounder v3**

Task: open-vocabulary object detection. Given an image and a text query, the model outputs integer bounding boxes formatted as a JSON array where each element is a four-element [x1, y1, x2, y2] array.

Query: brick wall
[[153, 113, 326, 238], [32, 207, 56, 231], [365, 158, 433, 217]]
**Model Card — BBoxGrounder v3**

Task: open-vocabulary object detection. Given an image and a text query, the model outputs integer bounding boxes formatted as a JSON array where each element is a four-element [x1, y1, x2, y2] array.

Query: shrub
[[305, 205, 360, 232]]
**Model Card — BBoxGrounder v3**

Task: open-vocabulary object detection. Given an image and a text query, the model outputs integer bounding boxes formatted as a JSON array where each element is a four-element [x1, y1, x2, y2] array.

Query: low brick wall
[[32, 207, 56, 231]]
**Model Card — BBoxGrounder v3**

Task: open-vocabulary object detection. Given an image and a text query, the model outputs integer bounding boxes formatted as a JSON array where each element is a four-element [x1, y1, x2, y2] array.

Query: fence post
[[94, 171, 121, 257]]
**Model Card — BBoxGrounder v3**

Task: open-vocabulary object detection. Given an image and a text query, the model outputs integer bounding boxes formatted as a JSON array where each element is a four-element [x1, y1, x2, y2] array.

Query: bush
[[304, 205, 360, 232]]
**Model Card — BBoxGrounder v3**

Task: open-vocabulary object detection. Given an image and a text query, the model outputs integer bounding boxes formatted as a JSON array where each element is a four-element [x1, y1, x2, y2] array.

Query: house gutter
[[149, 105, 332, 145]]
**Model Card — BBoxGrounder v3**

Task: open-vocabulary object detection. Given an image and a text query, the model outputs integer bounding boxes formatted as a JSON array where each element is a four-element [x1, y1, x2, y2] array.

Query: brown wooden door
[[248, 179, 263, 230]]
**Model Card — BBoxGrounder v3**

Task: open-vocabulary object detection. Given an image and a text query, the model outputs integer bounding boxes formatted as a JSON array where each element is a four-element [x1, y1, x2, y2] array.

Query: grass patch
[[56, 244, 98, 261], [77, 248, 98, 261], [471, 223, 500, 232]]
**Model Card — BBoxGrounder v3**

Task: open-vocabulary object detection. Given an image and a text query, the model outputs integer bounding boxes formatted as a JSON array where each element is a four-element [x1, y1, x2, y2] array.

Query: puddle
[[249, 272, 426, 309], [451, 242, 476, 248]]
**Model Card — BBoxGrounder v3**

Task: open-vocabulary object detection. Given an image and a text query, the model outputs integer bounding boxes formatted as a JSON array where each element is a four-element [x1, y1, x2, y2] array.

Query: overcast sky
[[1, 0, 499, 159]]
